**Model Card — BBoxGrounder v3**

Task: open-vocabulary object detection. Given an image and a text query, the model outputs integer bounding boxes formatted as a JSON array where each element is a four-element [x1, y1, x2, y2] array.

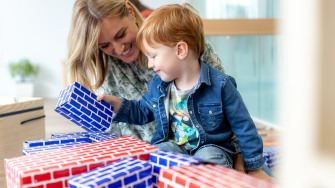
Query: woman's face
[[98, 15, 140, 64]]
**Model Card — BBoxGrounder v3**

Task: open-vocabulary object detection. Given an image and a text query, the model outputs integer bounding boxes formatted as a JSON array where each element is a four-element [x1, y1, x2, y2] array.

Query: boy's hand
[[96, 95, 122, 114], [248, 168, 277, 184], [233, 153, 246, 174]]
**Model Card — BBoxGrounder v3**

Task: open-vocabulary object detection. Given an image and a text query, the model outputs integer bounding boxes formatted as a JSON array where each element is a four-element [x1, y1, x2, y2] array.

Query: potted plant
[[8, 59, 39, 97]]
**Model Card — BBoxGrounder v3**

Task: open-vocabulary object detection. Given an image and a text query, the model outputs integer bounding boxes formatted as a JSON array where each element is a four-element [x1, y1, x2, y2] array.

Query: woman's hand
[[96, 95, 122, 114]]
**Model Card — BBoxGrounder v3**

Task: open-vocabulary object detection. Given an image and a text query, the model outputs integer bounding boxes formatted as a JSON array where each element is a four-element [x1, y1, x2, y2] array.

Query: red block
[[159, 165, 275, 188], [5, 136, 158, 188]]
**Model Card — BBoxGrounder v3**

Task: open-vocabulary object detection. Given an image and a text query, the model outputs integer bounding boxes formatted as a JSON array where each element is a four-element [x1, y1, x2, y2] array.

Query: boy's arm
[[204, 40, 247, 170], [222, 76, 265, 170]]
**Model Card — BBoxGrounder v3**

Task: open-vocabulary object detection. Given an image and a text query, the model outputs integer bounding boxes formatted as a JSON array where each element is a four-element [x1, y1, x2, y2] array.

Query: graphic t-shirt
[[168, 82, 199, 150]]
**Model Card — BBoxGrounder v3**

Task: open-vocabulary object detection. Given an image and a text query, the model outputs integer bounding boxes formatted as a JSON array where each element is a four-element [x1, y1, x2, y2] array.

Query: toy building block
[[263, 146, 280, 169], [23, 141, 89, 156], [89, 134, 119, 142], [159, 164, 275, 188], [51, 131, 111, 139], [51, 131, 118, 142], [5, 136, 158, 188], [149, 150, 204, 188], [55, 82, 114, 132], [23, 136, 91, 148], [69, 158, 153, 188]]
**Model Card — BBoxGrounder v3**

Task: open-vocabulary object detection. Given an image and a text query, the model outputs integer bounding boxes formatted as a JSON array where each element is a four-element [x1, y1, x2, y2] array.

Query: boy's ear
[[176, 42, 188, 60]]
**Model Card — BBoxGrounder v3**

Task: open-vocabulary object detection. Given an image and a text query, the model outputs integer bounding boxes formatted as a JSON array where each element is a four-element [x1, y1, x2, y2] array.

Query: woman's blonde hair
[[137, 3, 205, 65], [66, 0, 143, 91]]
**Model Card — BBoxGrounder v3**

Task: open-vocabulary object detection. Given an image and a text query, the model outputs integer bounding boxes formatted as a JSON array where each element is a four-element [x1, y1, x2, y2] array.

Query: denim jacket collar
[[198, 59, 211, 87]]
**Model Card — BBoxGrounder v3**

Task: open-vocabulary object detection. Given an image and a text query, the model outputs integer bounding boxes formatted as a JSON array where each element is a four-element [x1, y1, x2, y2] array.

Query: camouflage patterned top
[[95, 40, 225, 143]]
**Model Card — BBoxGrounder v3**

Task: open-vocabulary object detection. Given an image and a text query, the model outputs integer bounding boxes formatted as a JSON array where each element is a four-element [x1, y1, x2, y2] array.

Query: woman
[[67, 0, 225, 143], [66, 0, 275, 183]]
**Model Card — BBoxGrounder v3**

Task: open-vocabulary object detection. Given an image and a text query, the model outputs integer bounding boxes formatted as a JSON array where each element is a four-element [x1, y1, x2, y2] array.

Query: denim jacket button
[[153, 104, 156, 108], [209, 110, 212, 114], [161, 114, 165, 117], [201, 141, 204, 144], [196, 125, 199, 128], [189, 111, 192, 114]]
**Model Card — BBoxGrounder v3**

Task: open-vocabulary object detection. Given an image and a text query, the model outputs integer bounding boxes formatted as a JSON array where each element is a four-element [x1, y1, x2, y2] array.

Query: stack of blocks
[[5, 81, 278, 187], [55, 82, 114, 132], [69, 158, 152, 188], [5, 136, 158, 187], [149, 150, 203, 188], [159, 164, 275, 188]]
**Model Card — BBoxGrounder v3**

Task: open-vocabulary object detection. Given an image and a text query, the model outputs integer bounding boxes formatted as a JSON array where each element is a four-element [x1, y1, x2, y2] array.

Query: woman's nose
[[112, 42, 124, 56]]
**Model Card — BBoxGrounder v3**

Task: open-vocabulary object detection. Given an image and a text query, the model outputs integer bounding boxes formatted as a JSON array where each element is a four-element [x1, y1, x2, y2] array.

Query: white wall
[[0, 0, 76, 98]]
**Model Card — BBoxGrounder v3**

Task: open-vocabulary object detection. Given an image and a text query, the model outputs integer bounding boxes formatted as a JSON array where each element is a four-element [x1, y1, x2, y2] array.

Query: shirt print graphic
[[168, 83, 199, 150]]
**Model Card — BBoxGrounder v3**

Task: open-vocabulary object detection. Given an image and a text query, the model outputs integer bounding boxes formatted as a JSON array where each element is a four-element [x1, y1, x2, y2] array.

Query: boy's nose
[[148, 60, 154, 69]]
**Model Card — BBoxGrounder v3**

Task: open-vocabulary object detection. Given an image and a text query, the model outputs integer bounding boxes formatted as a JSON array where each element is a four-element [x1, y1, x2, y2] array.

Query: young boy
[[98, 3, 275, 183]]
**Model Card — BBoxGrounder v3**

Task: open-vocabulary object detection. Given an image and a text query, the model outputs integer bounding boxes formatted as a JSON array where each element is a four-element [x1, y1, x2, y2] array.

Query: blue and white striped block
[[149, 150, 204, 187], [23, 136, 91, 149], [55, 82, 114, 132], [89, 134, 119, 142], [23, 141, 89, 155], [263, 146, 280, 169], [69, 158, 153, 188], [51, 131, 111, 139]]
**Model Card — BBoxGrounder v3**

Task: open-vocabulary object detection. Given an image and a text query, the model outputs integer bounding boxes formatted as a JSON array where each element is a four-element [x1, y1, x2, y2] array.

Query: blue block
[[69, 158, 152, 188], [24, 136, 90, 149], [149, 150, 203, 188], [55, 82, 114, 132], [23, 141, 89, 155], [50, 131, 118, 143], [89, 134, 119, 142], [263, 146, 280, 169]]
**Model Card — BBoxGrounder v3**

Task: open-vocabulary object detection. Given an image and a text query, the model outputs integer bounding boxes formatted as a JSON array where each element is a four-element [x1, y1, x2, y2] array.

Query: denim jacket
[[113, 59, 265, 170]]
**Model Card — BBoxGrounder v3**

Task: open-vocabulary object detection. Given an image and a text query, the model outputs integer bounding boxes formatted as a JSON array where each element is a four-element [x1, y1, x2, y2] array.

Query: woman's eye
[[100, 43, 109, 49], [116, 31, 125, 39]]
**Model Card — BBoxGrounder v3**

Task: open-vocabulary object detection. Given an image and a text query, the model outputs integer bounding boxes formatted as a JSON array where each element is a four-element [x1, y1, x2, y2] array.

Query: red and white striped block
[[159, 165, 275, 188], [5, 136, 158, 188]]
